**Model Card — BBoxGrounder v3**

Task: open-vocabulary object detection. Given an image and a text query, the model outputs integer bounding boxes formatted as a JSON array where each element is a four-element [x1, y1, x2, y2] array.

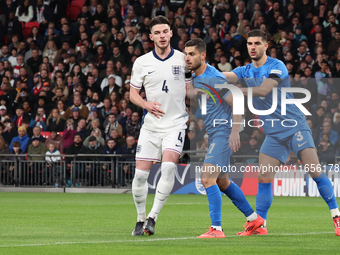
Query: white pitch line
[[0, 232, 335, 248]]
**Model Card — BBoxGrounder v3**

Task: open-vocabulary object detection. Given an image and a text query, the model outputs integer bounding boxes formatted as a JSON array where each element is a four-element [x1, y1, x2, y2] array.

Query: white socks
[[132, 169, 150, 222], [331, 208, 340, 218], [148, 162, 176, 221], [246, 212, 258, 222]]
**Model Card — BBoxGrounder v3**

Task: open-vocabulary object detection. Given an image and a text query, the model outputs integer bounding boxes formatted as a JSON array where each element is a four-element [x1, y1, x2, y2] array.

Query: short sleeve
[[232, 66, 246, 79], [268, 61, 288, 82], [130, 58, 144, 89]]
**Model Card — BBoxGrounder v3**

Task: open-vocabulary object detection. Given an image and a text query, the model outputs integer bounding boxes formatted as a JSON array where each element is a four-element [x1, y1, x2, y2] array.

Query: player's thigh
[[204, 133, 232, 169], [201, 134, 231, 188], [259, 135, 290, 166], [161, 129, 186, 163], [289, 130, 321, 177], [135, 127, 162, 166], [258, 152, 281, 182], [299, 147, 323, 178], [135, 160, 153, 171]]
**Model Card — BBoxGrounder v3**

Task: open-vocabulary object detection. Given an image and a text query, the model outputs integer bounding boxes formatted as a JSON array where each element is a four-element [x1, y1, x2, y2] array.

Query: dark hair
[[107, 137, 116, 143], [18, 0, 29, 16], [149, 16, 171, 31], [74, 133, 82, 139], [12, 141, 21, 147], [247, 29, 267, 42], [185, 38, 206, 53]]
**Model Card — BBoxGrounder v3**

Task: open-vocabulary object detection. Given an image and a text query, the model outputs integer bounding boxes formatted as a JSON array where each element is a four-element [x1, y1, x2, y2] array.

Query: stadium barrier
[[1, 153, 340, 197]]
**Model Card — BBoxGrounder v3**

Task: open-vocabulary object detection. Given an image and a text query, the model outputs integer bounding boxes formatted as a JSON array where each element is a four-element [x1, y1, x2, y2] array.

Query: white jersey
[[130, 48, 189, 132]]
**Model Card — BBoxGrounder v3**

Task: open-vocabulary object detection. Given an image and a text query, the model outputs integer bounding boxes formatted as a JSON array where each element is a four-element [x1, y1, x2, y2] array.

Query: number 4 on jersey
[[162, 80, 169, 93]]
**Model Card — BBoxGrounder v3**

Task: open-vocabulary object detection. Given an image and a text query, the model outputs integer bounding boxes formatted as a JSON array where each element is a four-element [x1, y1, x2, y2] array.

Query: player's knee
[[161, 162, 176, 181], [132, 169, 149, 187], [201, 177, 216, 189]]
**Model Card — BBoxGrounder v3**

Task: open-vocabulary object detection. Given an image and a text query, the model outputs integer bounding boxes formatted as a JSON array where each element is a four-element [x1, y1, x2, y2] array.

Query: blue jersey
[[193, 63, 232, 136], [232, 57, 310, 137]]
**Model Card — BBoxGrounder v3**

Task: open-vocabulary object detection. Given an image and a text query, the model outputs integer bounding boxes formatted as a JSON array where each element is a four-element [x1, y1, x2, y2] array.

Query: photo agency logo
[[199, 80, 312, 128]]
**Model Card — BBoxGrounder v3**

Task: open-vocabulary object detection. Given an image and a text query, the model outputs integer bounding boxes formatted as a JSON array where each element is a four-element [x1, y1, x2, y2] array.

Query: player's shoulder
[[205, 63, 225, 79], [267, 56, 285, 67], [135, 51, 154, 63], [266, 57, 288, 76], [173, 49, 186, 60]]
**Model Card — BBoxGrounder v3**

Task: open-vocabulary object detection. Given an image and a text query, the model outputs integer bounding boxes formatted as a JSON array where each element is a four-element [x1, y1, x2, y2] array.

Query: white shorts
[[135, 127, 186, 162]]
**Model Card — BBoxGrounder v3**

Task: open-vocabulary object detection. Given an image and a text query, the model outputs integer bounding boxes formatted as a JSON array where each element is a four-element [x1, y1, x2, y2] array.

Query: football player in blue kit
[[185, 38, 264, 238], [223, 29, 340, 236]]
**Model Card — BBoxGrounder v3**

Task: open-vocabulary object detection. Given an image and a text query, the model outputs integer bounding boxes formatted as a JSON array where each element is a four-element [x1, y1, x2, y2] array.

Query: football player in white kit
[[130, 16, 190, 236]]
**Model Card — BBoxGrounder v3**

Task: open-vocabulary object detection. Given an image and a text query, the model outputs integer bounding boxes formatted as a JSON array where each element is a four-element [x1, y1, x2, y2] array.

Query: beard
[[189, 61, 201, 72]]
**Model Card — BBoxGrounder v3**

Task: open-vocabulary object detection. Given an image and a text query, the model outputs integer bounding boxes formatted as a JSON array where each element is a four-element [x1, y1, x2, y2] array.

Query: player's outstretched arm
[[224, 93, 241, 152], [222, 72, 239, 84], [130, 87, 165, 119], [243, 78, 279, 97]]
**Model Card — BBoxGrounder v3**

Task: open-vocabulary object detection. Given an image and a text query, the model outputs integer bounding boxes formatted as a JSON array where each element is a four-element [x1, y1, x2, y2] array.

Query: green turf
[[0, 193, 339, 255]]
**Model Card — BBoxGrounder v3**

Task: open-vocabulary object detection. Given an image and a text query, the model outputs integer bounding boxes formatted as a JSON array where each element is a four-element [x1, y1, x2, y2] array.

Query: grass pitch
[[0, 192, 339, 255]]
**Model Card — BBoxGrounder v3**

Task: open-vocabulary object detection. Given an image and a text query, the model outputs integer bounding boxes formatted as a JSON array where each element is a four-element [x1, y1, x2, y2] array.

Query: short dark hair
[[149, 16, 171, 31], [247, 29, 267, 42], [185, 38, 206, 53]]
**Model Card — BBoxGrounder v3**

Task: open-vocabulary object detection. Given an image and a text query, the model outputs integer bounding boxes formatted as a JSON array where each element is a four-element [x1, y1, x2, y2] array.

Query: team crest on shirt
[[172, 65, 181, 75]]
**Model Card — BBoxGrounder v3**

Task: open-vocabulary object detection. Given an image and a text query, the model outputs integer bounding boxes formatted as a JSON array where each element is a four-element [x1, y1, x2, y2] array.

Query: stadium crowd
[[1, 0, 340, 171]]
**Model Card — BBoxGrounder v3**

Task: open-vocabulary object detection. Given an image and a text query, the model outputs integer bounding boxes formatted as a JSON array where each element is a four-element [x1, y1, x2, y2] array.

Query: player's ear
[[170, 30, 173, 38], [201, 51, 206, 60], [149, 33, 153, 42]]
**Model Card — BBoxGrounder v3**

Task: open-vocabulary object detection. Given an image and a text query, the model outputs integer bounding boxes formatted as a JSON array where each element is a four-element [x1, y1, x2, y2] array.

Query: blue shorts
[[204, 132, 232, 169], [260, 130, 315, 163]]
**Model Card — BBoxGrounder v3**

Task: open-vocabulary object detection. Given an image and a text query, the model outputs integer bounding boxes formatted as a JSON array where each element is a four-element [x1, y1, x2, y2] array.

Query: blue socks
[[223, 182, 254, 217], [256, 182, 273, 220], [206, 184, 222, 226], [314, 172, 338, 210]]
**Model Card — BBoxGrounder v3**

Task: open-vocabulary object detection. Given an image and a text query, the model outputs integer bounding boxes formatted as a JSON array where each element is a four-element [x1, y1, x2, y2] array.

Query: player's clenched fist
[[143, 101, 165, 118]]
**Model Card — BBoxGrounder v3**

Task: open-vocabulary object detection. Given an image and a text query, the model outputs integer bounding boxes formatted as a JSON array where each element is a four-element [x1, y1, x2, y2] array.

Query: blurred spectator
[[2, 119, 17, 145], [29, 107, 46, 131], [45, 128, 63, 154], [103, 137, 120, 156], [45, 142, 61, 163], [183, 125, 198, 151], [318, 121, 339, 146], [46, 108, 66, 132], [117, 135, 137, 186], [62, 119, 77, 150], [9, 126, 29, 152], [0, 134, 10, 157], [83, 128, 104, 147], [110, 128, 125, 146], [64, 97, 89, 119], [243, 135, 260, 164], [65, 133, 83, 181], [104, 113, 123, 139], [26, 126, 46, 148], [318, 139, 335, 165], [15, 0, 33, 23], [126, 111, 141, 139], [27, 137, 47, 161]]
